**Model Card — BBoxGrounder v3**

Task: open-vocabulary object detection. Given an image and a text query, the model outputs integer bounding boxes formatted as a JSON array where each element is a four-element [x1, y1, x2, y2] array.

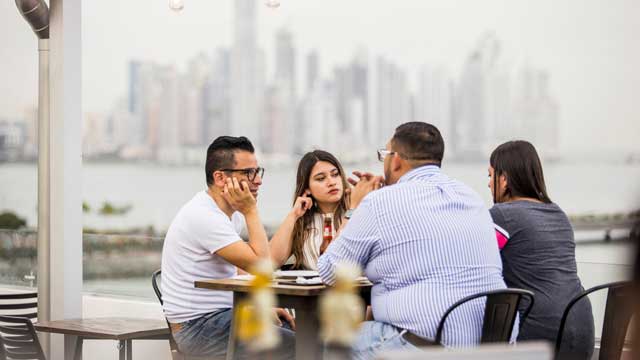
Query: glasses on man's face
[[219, 167, 265, 182], [377, 149, 396, 162]]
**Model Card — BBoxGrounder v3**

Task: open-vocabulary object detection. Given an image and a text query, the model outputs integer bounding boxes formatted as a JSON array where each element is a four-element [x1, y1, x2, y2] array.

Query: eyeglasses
[[219, 167, 265, 182], [377, 149, 396, 162], [377, 148, 439, 164]]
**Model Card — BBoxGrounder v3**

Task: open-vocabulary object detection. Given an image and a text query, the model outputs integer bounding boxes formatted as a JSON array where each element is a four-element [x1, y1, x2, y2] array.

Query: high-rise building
[[416, 65, 454, 152], [128, 61, 158, 147], [275, 27, 297, 100], [455, 33, 510, 158], [374, 56, 410, 147], [512, 66, 559, 158], [0, 119, 26, 162], [231, 0, 264, 150], [181, 53, 211, 146], [266, 27, 297, 155], [155, 66, 182, 164], [203, 48, 232, 144], [300, 80, 339, 153], [306, 51, 319, 94]]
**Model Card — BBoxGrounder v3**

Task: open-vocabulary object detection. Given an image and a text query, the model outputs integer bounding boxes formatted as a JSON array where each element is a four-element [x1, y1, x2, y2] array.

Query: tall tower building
[[275, 27, 297, 100], [455, 32, 510, 158], [231, 0, 264, 149], [306, 51, 319, 94], [266, 27, 297, 155], [416, 65, 454, 152], [374, 57, 410, 147]]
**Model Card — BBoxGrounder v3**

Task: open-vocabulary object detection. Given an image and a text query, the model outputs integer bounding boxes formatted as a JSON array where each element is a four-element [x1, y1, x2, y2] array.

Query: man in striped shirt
[[318, 122, 509, 359]]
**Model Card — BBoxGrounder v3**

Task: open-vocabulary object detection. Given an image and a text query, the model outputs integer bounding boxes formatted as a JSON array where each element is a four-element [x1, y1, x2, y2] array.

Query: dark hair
[[205, 136, 255, 186], [290, 150, 349, 269], [391, 122, 444, 166], [489, 140, 551, 204]]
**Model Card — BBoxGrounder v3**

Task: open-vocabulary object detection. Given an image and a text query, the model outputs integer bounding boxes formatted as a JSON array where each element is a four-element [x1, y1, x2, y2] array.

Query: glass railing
[[82, 232, 163, 300], [0, 229, 37, 289], [575, 261, 632, 341], [1, 229, 635, 321], [0, 229, 162, 300]]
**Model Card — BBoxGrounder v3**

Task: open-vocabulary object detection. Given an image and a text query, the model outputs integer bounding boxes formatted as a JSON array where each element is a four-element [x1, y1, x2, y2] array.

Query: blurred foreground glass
[[265, 0, 280, 9], [168, 0, 184, 12]]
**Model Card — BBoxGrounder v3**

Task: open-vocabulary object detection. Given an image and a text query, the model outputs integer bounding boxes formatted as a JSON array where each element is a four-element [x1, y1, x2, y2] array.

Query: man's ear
[[213, 171, 226, 187], [391, 153, 403, 172]]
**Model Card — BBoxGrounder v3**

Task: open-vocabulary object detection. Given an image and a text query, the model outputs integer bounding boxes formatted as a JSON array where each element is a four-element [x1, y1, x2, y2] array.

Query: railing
[[0, 229, 634, 307], [0, 229, 163, 299]]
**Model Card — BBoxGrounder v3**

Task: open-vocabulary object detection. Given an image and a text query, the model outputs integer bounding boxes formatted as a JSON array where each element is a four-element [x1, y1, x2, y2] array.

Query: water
[[1, 161, 639, 231]]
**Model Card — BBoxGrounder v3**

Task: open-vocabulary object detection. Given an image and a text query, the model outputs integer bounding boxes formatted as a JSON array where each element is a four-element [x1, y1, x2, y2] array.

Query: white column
[[48, 0, 83, 358]]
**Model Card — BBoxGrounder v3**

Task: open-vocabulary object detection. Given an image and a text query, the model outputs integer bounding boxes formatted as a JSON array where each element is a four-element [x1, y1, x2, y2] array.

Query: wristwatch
[[344, 208, 355, 219]]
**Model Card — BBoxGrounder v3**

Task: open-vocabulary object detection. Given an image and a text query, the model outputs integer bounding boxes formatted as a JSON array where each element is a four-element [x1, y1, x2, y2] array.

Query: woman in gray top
[[488, 140, 594, 359]]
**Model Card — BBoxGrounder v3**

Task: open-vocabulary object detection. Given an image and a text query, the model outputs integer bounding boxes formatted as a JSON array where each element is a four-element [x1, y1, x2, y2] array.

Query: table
[[195, 279, 372, 360], [34, 317, 170, 360]]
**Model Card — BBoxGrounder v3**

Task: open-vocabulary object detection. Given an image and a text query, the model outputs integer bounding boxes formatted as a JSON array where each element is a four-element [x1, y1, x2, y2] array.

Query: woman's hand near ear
[[290, 192, 313, 219]]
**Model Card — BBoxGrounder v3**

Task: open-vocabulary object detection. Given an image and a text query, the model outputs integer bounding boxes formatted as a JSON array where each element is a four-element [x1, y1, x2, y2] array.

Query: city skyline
[[1, 1, 563, 164], [1, 0, 639, 158]]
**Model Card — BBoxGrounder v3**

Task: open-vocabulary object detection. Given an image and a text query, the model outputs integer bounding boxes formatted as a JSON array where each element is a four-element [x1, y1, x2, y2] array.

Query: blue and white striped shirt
[[318, 165, 509, 346]]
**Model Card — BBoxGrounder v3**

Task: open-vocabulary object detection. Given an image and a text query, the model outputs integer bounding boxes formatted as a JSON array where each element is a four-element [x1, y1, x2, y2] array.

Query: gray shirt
[[490, 200, 593, 358]]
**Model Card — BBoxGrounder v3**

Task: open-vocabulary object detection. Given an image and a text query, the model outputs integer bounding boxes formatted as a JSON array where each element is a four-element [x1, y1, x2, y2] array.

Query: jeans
[[173, 308, 295, 359], [351, 321, 420, 360]]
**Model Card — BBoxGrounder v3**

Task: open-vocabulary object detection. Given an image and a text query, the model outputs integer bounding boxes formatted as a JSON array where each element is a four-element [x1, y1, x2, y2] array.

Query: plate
[[274, 270, 319, 279]]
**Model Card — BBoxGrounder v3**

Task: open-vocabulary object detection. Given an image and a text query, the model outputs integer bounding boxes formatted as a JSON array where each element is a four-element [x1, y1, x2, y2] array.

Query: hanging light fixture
[[265, 0, 280, 9], [168, 0, 184, 12]]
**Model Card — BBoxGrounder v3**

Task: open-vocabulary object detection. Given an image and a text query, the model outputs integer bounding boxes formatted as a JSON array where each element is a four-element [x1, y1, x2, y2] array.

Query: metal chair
[[0, 315, 46, 360], [0, 292, 37, 323], [435, 288, 535, 345], [151, 270, 217, 360], [555, 281, 633, 360]]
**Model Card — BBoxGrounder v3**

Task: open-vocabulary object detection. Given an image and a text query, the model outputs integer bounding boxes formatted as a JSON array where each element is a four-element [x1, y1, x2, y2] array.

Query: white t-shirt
[[161, 191, 245, 323]]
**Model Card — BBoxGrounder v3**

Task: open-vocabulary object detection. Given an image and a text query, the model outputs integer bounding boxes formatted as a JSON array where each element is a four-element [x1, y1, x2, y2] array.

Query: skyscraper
[[275, 27, 297, 100], [306, 51, 319, 94], [455, 32, 510, 158], [374, 56, 410, 147], [203, 48, 232, 144], [266, 27, 297, 155], [416, 65, 454, 152], [231, 0, 264, 149]]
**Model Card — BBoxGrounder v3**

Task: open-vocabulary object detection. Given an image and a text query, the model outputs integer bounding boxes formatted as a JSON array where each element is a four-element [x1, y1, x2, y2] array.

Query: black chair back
[[151, 270, 181, 353], [151, 270, 226, 360], [151, 269, 164, 305], [0, 315, 46, 360], [0, 293, 38, 322], [556, 281, 633, 360], [435, 288, 535, 345]]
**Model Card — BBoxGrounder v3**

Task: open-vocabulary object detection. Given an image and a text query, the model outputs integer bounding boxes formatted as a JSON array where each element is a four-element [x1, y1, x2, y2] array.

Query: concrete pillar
[[48, 0, 83, 358]]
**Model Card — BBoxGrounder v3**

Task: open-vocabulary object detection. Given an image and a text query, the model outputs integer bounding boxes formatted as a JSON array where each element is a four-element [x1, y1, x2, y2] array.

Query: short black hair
[[205, 136, 255, 186], [391, 122, 444, 166]]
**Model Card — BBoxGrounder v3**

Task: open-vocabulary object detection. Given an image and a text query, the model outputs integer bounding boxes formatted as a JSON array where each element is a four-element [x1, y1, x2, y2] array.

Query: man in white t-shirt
[[161, 136, 295, 359]]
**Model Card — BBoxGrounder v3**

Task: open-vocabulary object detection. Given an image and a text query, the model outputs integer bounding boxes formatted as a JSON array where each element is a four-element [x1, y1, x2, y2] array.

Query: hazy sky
[[1, 0, 639, 154]]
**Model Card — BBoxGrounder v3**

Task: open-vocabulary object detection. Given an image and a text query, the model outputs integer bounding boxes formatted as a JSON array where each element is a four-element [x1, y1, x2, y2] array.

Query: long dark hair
[[489, 140, 552, 204], [290, 150, 349, 269]]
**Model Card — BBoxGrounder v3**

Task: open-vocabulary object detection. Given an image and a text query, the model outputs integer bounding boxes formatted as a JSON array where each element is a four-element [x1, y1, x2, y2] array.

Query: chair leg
[[73, 337, 83, 360], [118, 340, 125, 360], [226, 293, 242, 360]]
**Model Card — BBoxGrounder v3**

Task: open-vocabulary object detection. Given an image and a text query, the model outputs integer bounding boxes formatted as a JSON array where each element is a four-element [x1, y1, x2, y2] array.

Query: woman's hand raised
[[290, 193, 313, 219]]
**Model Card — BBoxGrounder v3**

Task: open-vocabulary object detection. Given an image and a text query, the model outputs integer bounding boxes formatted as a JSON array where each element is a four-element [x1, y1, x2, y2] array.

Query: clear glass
[[0, 229, 37, 290], [82, 233, 163, 300], [575, 261, 633, 341]]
